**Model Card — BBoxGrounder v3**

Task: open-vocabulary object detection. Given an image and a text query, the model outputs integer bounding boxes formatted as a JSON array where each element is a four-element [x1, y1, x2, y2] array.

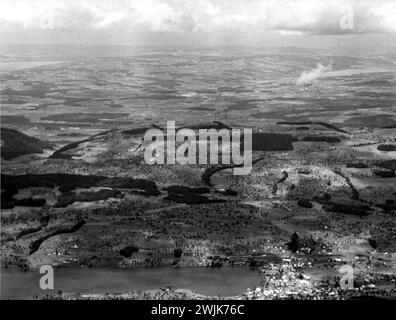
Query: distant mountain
[[1, 128, 52, 160]]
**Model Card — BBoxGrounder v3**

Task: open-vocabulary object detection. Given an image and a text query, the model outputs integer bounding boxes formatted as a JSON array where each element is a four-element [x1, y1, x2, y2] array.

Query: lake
[[1, 267, 260, 299]]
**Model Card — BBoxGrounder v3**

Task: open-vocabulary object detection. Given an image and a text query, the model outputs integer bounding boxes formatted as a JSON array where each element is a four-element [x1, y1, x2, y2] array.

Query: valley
[[1, 46, 395, 299]]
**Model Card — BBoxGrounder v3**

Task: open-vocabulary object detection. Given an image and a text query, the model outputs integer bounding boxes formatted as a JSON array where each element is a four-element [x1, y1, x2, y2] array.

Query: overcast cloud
[[1, 0, 396, 34]]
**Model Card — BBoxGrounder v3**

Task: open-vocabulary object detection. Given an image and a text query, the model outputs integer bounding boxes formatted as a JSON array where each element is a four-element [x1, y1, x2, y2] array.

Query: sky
[[1, 0, 396, 48]]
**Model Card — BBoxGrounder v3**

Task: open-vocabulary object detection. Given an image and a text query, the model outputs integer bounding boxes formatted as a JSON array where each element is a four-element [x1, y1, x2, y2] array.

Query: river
[[1, 267, 260, 299]]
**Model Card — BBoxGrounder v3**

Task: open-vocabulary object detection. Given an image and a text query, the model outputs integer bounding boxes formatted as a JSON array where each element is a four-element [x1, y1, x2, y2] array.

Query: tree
[[120, 245, 139, 258], [174, 248, 183, 258], [288, 232, 300, 253]]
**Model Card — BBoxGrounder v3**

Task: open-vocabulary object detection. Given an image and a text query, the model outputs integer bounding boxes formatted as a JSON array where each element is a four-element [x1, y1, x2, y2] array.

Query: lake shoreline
[[1, 266, 261, 300]]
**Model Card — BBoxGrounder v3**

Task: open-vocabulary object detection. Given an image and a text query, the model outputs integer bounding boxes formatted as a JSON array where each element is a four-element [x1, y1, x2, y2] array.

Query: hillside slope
[[1, 128, 52, 160]]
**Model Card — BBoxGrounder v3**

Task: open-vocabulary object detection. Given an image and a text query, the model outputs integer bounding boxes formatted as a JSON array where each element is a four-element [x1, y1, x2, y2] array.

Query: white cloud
[[0, 0, 396, 35], [95, 12, 126, 29], [277, 30, 304, 36]]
